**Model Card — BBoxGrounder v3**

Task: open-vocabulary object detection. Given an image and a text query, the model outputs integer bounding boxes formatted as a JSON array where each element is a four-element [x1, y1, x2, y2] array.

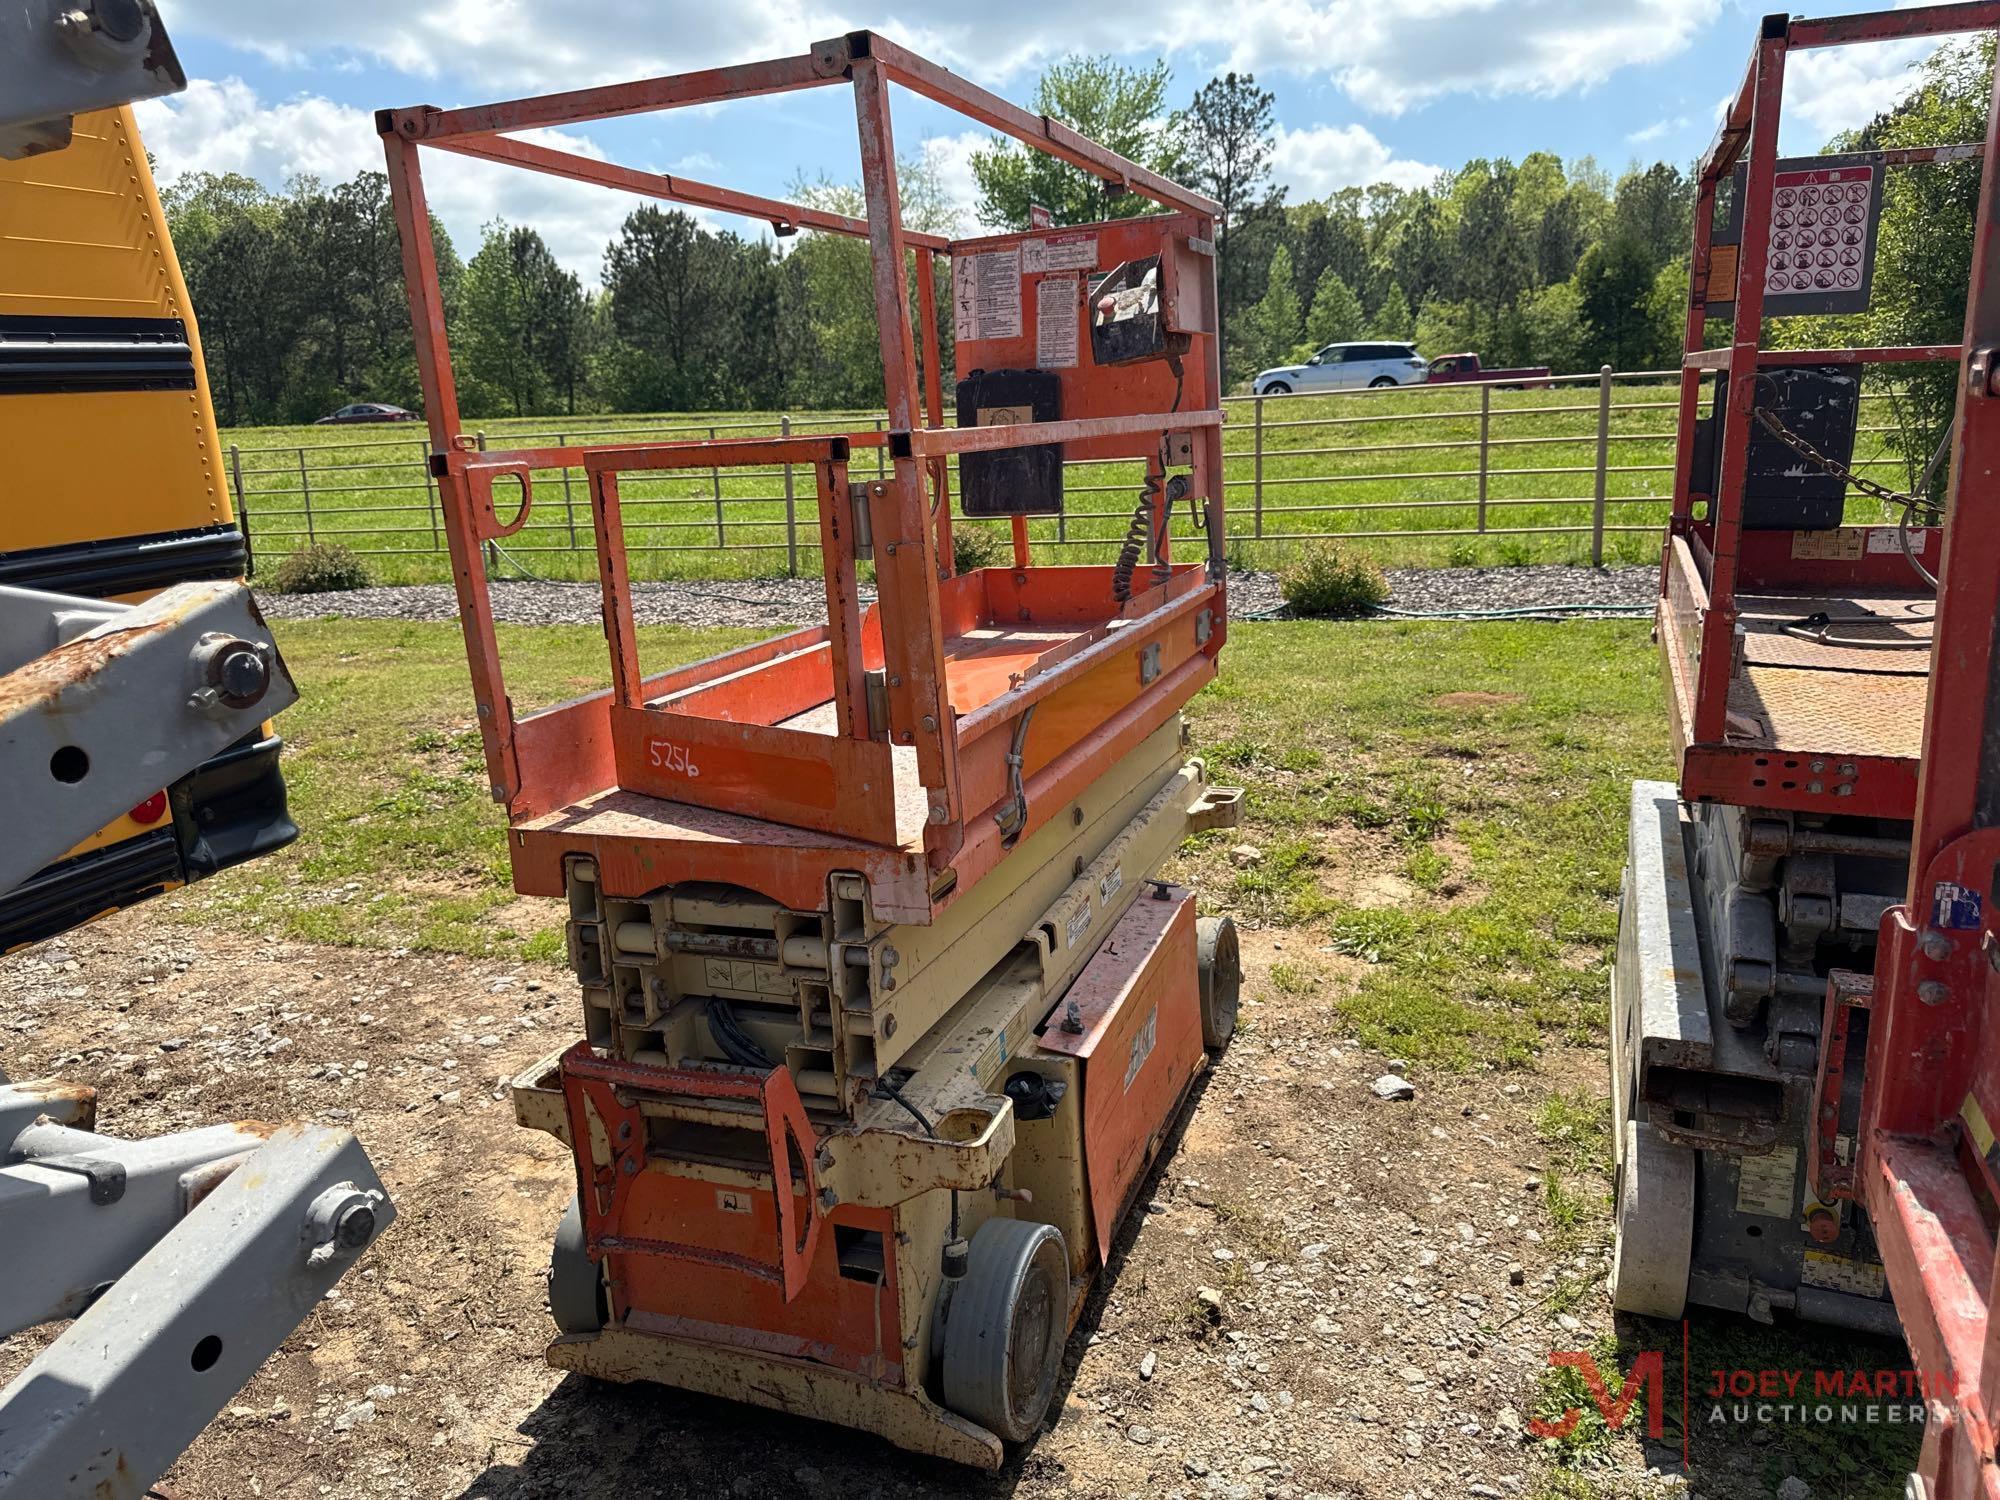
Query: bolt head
[[215, 646, 269, 701], [1919, 979, 1952, 1006], [91, 0, 147, 42], [332, 1200, 378, 1250]]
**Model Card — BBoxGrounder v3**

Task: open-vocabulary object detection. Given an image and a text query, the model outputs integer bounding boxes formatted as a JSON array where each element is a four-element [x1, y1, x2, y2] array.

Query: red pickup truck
[[1425, 352, 1552, 387]]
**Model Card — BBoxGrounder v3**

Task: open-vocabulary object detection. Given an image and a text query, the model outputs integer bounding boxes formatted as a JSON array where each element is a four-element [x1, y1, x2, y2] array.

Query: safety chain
[[1749, 404, 1942, 524]]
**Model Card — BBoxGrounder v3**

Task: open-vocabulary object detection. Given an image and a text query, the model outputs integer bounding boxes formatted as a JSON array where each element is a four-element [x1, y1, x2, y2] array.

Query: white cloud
[[1628, 115, 1688, 145], [163, 0, 1724, 114], [134, 77, 681, 281], [920, 131, 987, 230], [1270, 124, 1440, 197], [1198, 0, 1725, 115], [160, 1, 849, 91], [1782, 38, 1937, 148]]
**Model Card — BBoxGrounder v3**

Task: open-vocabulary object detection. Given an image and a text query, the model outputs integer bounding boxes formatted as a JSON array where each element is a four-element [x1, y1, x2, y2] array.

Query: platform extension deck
[[1661, 530, 1932, 818]]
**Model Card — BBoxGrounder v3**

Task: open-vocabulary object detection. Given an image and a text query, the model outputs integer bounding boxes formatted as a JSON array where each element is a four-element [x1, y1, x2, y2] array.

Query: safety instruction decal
[[1123, 1004, 1158, 1090], [954, 246, 1021, 341], [1024, 232, 1098, 274], [1036, 274, 1080, 369], [1934, 881, 1983, 931], [1789, 530, 1864, 561], [1766, 165, 1873, 298], [1801, 1248, 1886, 1299], [1867, 526, 1927, 555], [1735, 1144, 1798, 1219]]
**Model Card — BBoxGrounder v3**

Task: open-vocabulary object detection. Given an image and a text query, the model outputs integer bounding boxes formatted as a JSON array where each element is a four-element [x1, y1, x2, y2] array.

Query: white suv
[[1253, 341, 1429, 395]]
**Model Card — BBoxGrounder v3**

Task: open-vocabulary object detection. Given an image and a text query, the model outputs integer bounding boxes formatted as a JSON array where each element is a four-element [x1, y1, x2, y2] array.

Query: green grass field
[[222, 381, 1930, 584]]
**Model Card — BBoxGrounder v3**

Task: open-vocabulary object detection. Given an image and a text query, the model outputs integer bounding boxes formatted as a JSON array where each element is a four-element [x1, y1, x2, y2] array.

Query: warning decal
[[1036, 274, 1080, 368], [1024, 232, 1098, 274], [1766, 166, 1873, 299], [1801, 1248, 1887, 1299], [953, 246, 1021, 341], [1735, 1145, 1798, 1219]]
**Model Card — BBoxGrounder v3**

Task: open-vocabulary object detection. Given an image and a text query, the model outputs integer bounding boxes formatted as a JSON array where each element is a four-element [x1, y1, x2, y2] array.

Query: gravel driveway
[[258, 566, 1656, 631]]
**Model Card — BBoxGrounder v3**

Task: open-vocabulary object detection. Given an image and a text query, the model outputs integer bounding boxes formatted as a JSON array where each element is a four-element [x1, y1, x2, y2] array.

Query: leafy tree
[[601, 206, 777, 411], [1611, 163, 1693, 270], [1371, 284, 1414, 340], [970, 57, 1190, 227], [779, 160, 959, 410], [1179, 71, 1283, 366], [1242, 244, 1301, 372], [1841, 36, 1993, 489], [460, 222, 586, 417], [1577, 235, 1665, 370], [1302, 269, 1364, 350], [1519, 280, 1589, 373]]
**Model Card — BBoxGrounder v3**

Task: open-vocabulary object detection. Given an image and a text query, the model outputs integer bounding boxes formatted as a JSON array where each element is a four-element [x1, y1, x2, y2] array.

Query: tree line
[[160, 43, 1983, 428]]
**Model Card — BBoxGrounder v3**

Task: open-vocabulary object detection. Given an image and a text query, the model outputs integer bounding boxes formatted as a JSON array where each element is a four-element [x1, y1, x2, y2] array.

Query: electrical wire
[[876, 1075, 959, 1244], [1779, 607, 1935, 651], [993, 703, 1038, 847], [705, 997, 773, 1069]]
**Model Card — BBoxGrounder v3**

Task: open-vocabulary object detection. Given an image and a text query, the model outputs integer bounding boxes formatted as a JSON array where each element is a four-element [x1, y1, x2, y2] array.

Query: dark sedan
[[314, 402, 420, 424]]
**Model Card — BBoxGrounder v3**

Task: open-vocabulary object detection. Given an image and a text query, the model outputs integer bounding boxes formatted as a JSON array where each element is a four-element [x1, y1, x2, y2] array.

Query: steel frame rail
[[1663, 5, 2000, 823], [1674, 6, 2000, 1496], [378, 30, 1228, 912]]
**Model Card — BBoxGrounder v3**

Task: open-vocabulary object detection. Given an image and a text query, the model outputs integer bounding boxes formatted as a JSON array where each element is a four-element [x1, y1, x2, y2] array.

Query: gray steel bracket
[[0, 580, 298, 894], [0, 1124, 394, 1500]]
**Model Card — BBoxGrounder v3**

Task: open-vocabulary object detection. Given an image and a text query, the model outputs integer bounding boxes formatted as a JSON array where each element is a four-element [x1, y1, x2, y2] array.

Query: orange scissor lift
[[379, 32, 1244, 1466]]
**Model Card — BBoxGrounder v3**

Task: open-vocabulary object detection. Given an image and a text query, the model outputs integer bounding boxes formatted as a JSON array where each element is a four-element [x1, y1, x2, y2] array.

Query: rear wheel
[[1608, 1119, 1696, 1318], [1262, 381, 1291, 395], [549, 1195, 608, 1334], [1368, 375, 1397, 388], [941, 1219, 1069, 1442], [1196, 914, 1240, 1051]]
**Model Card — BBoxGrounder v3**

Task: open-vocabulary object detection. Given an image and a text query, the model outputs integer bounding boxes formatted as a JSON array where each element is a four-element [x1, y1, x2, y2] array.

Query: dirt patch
[[1352, 871, 1418, 910], [1432, 691, 1525, 710], [0, 900, 1631, 1500], [487, 896, 564, 938]]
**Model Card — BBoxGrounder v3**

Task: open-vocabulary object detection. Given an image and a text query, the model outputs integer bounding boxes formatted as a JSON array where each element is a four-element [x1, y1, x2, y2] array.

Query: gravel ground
[[0, 909, 1649, 1500], [256, 566, 1656, 631]]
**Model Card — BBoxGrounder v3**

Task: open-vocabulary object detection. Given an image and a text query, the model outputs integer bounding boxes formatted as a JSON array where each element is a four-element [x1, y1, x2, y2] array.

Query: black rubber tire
[[1196, 914, 1241, 1051], [941, 1218, 1069, 1442], [1262, 381, 1291, 395], [1368, 376, 1397, 387], [549, 1195, 607, 1335]]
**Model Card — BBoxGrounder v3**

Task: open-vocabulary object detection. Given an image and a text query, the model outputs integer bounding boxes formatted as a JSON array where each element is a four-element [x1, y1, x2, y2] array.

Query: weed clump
[[1278, 541, 1389, 619], [952, 524, 1007, 573], [266, 543, 372, 594]]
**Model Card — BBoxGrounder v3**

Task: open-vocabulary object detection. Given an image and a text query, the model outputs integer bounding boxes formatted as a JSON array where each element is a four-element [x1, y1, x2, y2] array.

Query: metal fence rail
[[225, 368, 1932, 579]]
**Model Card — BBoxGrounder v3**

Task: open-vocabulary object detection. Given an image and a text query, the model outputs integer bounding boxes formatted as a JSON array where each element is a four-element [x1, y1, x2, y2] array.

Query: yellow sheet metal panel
[[3, 387, 225, 549], [0, 105, 230, 548], [0, 106, 180, 317]]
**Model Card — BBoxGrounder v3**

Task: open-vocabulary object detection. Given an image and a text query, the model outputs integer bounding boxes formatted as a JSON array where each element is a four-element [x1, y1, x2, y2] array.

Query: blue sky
[[135, 0, 1963, 282]]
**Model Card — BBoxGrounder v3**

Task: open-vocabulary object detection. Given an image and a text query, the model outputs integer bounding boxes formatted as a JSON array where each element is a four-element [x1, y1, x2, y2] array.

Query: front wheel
[[1196, 914, 1240, 1050], [548, 1195, 608, 1334], [1608, 1120, 1695, 1319], [941, 1219, 1069, 1442], [1368, 376, 1397, 388], [1261, 381, 1291, 395]]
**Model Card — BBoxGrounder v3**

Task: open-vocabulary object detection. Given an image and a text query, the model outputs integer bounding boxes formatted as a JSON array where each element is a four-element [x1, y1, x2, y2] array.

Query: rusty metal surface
[[1724, 663, 1926, 758], [545, 1324, 1005, 1469], [1736, 590, 1934, 675]]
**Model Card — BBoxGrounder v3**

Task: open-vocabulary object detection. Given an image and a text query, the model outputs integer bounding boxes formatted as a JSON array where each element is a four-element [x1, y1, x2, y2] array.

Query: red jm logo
[[1529, 1350, 1668, 1439]]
